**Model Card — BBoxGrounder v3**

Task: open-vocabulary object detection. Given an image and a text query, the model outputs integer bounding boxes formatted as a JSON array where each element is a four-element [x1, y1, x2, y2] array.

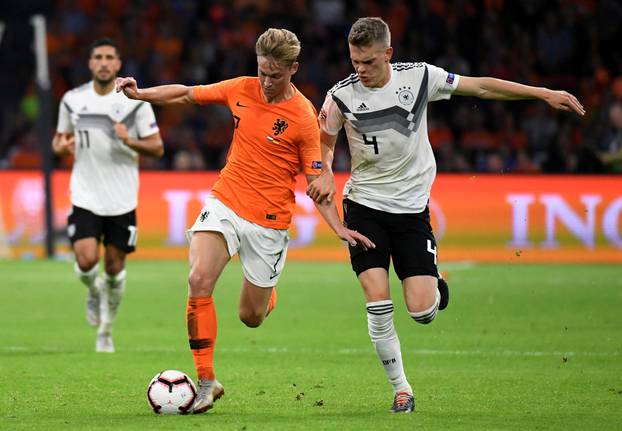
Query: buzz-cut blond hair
[[255, 28, 301, 66], [348, 17, 391, 48]]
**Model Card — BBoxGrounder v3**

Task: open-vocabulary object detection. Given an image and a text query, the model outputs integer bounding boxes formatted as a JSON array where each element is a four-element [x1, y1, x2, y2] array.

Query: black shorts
[[343, 199, 438, 280], [67, 206, 138, 253]]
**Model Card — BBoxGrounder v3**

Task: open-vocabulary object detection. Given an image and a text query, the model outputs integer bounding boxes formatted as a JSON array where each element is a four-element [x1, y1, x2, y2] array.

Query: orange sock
[[187, 296, 217, 381], [266, 287, 277, 317]]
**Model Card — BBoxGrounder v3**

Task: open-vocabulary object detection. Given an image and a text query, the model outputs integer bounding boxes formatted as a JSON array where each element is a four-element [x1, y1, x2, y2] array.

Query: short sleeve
[[192, 77, 243, 105], [426, 63, 460, 102], [56, 95, 74, 133], [318, 93, 345, 136], [298, 110, 322, 176], [135, 102, 159, 138]]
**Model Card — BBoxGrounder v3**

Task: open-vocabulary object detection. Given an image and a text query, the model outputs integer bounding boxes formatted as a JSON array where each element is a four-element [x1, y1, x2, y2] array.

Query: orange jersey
[[192, 77, 321, 229]]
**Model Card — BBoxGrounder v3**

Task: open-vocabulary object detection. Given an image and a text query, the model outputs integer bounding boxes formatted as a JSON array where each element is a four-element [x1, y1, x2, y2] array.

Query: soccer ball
[[146, 370, 197, 414]]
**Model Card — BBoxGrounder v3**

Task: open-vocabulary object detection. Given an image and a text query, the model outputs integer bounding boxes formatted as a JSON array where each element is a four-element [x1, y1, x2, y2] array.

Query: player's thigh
[[238, 221, 288, 288], [188, 231, 231, 297], [102, 210, 138, 254], [389, 208, 438, 280], [187, 196, 241, 259], [343, 199, 391, 277], [358, 267, 391, 302], [68, 206, 102, 268]]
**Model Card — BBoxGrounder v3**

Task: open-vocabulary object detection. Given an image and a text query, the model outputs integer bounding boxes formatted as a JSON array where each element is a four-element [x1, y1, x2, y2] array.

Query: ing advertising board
[[1, 171, 620, 263]]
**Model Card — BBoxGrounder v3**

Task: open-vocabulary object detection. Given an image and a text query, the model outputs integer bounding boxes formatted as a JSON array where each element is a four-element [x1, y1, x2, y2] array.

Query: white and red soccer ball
[[146, 370, 196, 414]]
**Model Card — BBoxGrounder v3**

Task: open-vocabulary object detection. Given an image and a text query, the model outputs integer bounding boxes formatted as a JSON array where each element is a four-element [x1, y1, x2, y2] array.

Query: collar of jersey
[[360, 66, 394, 92]]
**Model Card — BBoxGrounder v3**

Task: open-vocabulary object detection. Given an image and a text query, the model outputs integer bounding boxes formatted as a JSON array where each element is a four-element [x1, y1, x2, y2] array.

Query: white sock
[[99, 270, 126, 334], [409, 289, 440, 324], [104, 269, 126, 291], [367, 300, 412, 395], [74, 262, 99, 291]]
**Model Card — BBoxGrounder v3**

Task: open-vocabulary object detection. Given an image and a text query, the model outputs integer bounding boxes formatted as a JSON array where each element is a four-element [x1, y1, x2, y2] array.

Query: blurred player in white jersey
[[307, 17, 585, 413], [52, 38, 163, 353]]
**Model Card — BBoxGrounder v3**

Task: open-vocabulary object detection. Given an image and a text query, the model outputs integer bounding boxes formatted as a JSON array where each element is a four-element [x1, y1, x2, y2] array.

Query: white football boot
[[193, 379, 225, 414], [95, 331, 114, 353]]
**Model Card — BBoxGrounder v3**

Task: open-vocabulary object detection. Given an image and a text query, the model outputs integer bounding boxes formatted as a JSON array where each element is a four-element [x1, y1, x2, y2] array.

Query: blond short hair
[[348, 17, 391, 48], [255, 28, 301, 66]]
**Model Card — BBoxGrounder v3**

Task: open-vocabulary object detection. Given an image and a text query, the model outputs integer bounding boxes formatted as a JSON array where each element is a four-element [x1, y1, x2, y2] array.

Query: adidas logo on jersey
[[356, 102, 370, 111]]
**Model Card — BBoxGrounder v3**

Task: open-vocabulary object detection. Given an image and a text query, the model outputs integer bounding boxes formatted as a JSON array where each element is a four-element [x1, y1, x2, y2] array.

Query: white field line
[[1, 345, 619, 357]]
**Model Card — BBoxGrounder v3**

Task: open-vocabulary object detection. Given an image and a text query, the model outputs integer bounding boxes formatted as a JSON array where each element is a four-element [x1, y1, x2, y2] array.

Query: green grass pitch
[[1, 259, 621, 430]]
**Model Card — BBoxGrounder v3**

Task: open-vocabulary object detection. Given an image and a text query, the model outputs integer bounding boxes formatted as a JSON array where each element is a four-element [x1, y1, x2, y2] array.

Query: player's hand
[[336, 226, 375, 250], [52, 132, 75, 156], [114, 123, 129, 143], [544, 90, 585, 116], [307, 170, 336, 203], [115, 77, 139, 99]]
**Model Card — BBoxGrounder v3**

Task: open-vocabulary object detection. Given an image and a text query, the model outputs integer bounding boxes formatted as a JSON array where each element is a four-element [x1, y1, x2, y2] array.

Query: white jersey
[[56, 81, 159, 216], [320, 62, 459, 213]]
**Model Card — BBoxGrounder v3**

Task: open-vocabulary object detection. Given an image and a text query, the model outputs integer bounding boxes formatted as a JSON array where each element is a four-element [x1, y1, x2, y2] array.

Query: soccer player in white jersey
[[52, 38, 163, 353], [307, 17, 585, 413]]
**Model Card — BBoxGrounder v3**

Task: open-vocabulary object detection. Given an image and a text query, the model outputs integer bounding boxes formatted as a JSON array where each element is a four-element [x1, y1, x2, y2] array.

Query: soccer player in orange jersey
[[116, 28, 374, 414]]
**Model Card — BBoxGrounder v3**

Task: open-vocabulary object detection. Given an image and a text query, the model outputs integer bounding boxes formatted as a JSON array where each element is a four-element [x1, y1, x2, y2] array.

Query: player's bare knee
[[187, 267, 216, 296], [406, 296, 436, 315], [239, 308, 264, 328], [75, 254, 98, 272], [104, 260, 124, 276], [407, 295, 440, 325]]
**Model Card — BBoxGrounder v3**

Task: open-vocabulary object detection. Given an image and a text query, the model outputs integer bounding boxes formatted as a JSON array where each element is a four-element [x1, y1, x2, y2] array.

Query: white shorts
[[187, 195, 289, 287]]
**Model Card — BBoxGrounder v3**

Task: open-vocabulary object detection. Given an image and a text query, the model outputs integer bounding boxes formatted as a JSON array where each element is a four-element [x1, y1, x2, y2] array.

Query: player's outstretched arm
[[306, 131, 338, 203], [115, 77, 196, 105], [454, 76, 585, 116], [308, 174, 375, 251]]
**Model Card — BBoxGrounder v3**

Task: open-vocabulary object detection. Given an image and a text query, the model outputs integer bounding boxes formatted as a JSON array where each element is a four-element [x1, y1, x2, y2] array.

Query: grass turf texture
[[1, 260, 621, 430]]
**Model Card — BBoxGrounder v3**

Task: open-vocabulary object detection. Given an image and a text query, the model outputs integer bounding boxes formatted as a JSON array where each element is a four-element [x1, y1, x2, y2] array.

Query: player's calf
[[98, 270, 126, 339], [86, 277, 104, 327], [367, 300, 413, 395], [265, 287, 277, 318], [75, 263, 102, 326], [103, 269, 126, 322]]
